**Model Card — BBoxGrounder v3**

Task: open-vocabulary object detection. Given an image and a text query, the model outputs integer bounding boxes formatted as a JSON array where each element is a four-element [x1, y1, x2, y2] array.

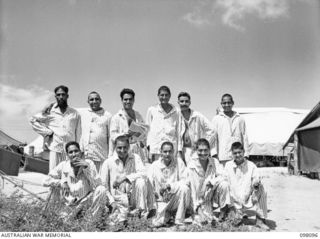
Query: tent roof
[[0, 129, 23, 146], [234, 108, 307, 156], [296, 117, 320, 131], [283, 101, 320, 148]]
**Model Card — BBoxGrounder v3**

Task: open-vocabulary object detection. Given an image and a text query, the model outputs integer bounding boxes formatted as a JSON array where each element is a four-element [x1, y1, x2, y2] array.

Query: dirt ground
[[1, 167, 320, 232]]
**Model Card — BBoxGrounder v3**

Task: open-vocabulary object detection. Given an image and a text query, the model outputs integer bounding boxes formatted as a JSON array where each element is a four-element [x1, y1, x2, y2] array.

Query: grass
[[0, 191, 264, 232]]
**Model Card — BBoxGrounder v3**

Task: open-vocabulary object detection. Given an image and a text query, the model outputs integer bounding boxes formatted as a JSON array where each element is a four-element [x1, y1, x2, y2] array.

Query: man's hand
[[72, 158, 89, 168], [61, 182, 70, 197], [113, 176, 128, 189], [110, 202, 119, 213], [42, 103, 54, 115]]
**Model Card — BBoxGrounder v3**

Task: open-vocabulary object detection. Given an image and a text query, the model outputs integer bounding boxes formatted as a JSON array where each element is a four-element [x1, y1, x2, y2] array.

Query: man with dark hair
[[43, 141, 113, 222], [148, 141, 191, 228], [177, 91, 215, 165], [109, 88, 148, 162], [146, 85, 179, 163], [187, 138, 230, 225], [224, 142, 269, 230], [79, 91, 111, 172], [30, 85, 81, 170], [211, 93, 249, 166], [100, 135, 155, 222]]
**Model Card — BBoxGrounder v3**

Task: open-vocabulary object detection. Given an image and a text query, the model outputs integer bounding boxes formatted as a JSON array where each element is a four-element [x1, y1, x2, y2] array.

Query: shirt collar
[[218, 111, 240, 119], [157, 103, 177, 115], [50, 103, 71, 115], [88, 107, 105, 114], [188, 156, 216, 174], [65, 160, 85, 179], [232, 158, 247, 169], [159, 156, 177, 169], [113, 153, 135, 165]]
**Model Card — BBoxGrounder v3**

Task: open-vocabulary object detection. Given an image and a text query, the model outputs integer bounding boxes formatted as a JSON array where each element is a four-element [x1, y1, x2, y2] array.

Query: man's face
[[221, 96, 234, 113], [158, 90, 171, 105], [178, 96, 191, 111], [88, 93, 102, 111], [232, 148, 245, 165], [161, 144, 174, 165], [67, 145, 82, 167], [55, 88, 68, 107], [196, 144, 210, 161], [115, 140, 130, 159], [122, 93, 134, 110]]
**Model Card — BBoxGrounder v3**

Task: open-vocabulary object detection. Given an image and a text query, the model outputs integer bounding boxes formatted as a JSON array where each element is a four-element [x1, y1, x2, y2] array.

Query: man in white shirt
[[100, 135, 156, 222], [224, 142, 269, 230], [211, 94, 249, 166], [79, 91, 111, 172], [146, 86, 179, 163], [177, 92, 215, 165], [30, 85, 81, 170], [109, 88, 148, 162], [148, 141, 191, 228], [43, 141, 113, 222], [187, 138, 230, 225]]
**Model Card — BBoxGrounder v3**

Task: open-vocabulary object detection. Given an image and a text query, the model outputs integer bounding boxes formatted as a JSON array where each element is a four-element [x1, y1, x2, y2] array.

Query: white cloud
[[183, 0, 289, 31], [0, 83, 53, 118]]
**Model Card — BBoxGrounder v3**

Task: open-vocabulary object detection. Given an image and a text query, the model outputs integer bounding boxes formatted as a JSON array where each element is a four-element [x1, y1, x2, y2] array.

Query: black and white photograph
[[0, 0, 319, 236]]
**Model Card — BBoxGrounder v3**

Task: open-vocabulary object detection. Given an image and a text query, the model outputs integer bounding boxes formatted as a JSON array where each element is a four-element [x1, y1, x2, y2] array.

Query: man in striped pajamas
[[224, 142, 269, 230], [148, 141, 191, 228], [79, 91, 112, 173], [100, 135, 156, 223], [187, 138, 230, 225], [43, 141, 113, 222]]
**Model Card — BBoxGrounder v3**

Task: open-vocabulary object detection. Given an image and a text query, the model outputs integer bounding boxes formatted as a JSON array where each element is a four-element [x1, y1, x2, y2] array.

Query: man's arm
[[43, 162, 64, 187], [100, 160, 111, 192], [29, 113, 54, 137], [75, 113, 82, 143]]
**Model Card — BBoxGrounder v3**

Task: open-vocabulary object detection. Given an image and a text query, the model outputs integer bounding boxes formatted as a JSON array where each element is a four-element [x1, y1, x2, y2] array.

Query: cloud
[[182, 0, 289, 31], [0, 83, 53, 118]]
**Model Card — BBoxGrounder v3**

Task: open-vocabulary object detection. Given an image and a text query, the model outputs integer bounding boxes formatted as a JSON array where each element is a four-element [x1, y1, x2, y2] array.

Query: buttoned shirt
[[109, 109, 146, 156], [211, 111, 249, 162], [146, 104, 179, 154], [187, 156, 225, 210], [30, 104, 81, 153], [224, 159, 260, 206], [43, 159, 113, 203], [177, 109, 216, 151], [79, 108, 111, 162], [100, 153, 146, 196], [147, 157, 187, 196]]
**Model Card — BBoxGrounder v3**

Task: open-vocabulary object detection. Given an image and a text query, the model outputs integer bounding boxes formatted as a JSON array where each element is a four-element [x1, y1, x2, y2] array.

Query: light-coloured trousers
[[232, 183, 268, 219], [50, 185, 108, 221], [49, 151, 66, 171], [153, 182, 191, 225], [197, 179, 230, 221], [111, 177, 156, 222]]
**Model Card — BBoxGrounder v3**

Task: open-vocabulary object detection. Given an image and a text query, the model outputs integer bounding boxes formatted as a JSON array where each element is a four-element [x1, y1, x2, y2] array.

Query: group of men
[[30, 85, 269, 230]]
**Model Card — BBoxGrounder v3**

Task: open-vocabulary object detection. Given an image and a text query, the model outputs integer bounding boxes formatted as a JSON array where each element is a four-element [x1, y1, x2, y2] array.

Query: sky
[[0, 0, 319, 143]]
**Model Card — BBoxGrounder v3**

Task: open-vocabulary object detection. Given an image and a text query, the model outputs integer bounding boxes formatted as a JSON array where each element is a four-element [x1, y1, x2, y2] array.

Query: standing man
[[146, 86, 179, 163], [224, 142, 269, 230], [148, 141, 191, 228], [100, 135, 156, 221], [43, 141, 113, 222], [211, 93, 249, 166], [30, 85, 81, 170], [109, 88, 148, 162], [177, 92, 215, 165], [79, 91, 111, 172], [187, 138, 230, 225]]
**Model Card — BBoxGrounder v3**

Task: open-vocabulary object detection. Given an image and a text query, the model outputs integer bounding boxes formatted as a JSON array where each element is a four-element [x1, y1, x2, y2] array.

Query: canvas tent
[[0, 129, 22, 146], [283, 102, 320, 173], [235, 108, 307, 156]]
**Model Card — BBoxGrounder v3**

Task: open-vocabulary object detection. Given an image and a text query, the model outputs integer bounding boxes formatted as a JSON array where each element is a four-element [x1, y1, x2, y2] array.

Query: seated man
[[224, 142, 269, 229], [187, 138, 230, 225], [148, 141, 191, 228], [43, 141, 113, 222], [100, 135, 155, 223]]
